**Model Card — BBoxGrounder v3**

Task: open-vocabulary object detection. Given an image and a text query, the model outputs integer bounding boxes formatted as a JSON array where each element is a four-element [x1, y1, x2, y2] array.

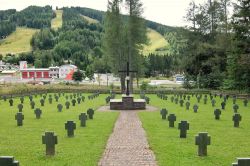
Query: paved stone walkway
[[98, 111, 157, 166]]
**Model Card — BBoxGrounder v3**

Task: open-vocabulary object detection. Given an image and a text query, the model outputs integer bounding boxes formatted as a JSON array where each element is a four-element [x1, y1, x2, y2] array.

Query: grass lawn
[[143, 28, 168, 55], [139, 94, 250, 166], [51, 10, 63, 30], [81, 15, 100, 24], [0, 93, 119, 166], [0, 27, 38, 55]]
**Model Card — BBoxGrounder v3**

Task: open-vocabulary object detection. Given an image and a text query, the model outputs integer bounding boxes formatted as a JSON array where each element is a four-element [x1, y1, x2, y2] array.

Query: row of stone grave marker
[[140, 92, 150, 104], [88, 91, 100, 100], [15, 108, 94, 126], [156, 93, 249, 107], [105, 93, 116, 104], [160, 109, 249, 161]]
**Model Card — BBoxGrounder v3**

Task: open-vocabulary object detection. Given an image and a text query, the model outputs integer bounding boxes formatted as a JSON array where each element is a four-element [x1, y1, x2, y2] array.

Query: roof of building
[[20, 68, 49, 71]]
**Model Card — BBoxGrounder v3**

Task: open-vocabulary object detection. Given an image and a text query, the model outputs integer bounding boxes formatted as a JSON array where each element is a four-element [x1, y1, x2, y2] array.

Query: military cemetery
[[0, 0, 250, 165]]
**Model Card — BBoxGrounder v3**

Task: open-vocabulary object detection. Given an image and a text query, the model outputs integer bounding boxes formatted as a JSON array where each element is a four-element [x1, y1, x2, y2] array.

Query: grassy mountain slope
[[51, 10, 63, 30], [143, 28, 168, 55], [81, 15, 100, 24], [0, 27, 38, 55]]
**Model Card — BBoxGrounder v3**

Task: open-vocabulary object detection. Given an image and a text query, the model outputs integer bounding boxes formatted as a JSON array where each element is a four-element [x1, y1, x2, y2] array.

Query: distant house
[[1, 70, 17, 77], [59, 64, 77, 79]]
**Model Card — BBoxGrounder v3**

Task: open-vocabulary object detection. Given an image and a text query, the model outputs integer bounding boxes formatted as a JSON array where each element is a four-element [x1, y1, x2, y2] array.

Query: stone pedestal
[[110, 95, 146, 110]]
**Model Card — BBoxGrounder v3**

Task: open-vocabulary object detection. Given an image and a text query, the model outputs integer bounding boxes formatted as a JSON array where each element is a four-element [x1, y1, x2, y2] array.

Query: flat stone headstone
[[65, 121, 76, 137], [34, 108, 42, 119], [0, 156, 19, 166], [15, 112, 24, 126], [87, 108, 94, 119], [57, 104, 63, 112], [195, 132, 211, 156], [178, 120, 189, 138], [232, 158, 250, 166], [65, 101, 70, 109], [42, 131, 58, 156], [160, 108, 168, 119], [79, 113, 87, 127], [233, 113, 242, 127], [214, 109, 221, 120], [17, 104, 23, 112], [168, 114, 176, 127], [30, 101, 35, 109]]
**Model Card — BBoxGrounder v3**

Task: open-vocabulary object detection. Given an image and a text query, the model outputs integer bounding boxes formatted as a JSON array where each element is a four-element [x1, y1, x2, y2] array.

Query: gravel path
[[98, 111, 157, 166]]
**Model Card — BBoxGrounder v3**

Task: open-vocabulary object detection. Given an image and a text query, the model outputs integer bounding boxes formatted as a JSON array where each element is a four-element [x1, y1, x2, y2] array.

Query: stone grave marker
[[232, 158, 250, 166], [49, 97, 53, 104], [65, 121, 76, 137], [29, 95, 33, 102], [223, 96, 227, 102], [34, 108, 42, 119], [81, 96, 85, 102], [9, 99, 13, 106], [214, 109, 221, 120], [87, 108, 94, 119], [79, 113, 87, 127], [193, 104, 198, 113], [171, 96, 174, 103], [179, 100, 184, 107], [65, 95, 69, 100], [211, 99, 216, 107], [40, 99, 45, 106], [55, 96, 59, 102], [221, 101, 226, 110], [243, 99, 248, 107], [20, 97, 24, 104], [43, 95, 46, 100], [168, 114, 176, 127], [233, 113, 242, 127], [65, 101, 70, 109], [160, 109, 168, 119], [178, 121, 189, 138], [42, 131, 58, 155], [15, 112, 24, 126], [195, 132, 211, 156], [197, 96, 201, 103], [0, 156, 19, 166], [77, 97, 81, 104], [17, 104, 23, 112], [219, 94, 222, 98], [3, 95, 7, 101], [187, 96, 191, 101], [70, 95, 73, 99], [57, 104, 63, 112], [72, 99, 76, 106], [186, 101, 190, 110], [233, 96, 237, 104], [204, 97, 207, 104], [30, 101, 35, 109], [174, 98, 178, 104], [233, 104, 239, 113]]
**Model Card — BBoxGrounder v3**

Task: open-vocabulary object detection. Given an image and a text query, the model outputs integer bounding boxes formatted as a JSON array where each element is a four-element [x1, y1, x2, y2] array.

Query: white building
[[59, 64, 77, 79]]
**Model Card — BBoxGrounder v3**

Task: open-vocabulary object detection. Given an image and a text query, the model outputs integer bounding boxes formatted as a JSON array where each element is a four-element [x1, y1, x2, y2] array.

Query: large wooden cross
[[119, 62, 137, 96]]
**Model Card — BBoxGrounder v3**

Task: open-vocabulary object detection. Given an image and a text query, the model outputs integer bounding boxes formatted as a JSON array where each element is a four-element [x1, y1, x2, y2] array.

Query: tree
[[72, 70, 84, 82]]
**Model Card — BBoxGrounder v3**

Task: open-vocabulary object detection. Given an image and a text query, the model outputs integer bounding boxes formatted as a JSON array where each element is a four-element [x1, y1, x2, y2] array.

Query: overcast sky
[[0, 0, 209, 26]]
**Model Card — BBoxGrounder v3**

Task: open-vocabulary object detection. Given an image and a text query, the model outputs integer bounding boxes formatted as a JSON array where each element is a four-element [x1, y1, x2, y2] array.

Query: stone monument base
[[110, 95, 146, 110]]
